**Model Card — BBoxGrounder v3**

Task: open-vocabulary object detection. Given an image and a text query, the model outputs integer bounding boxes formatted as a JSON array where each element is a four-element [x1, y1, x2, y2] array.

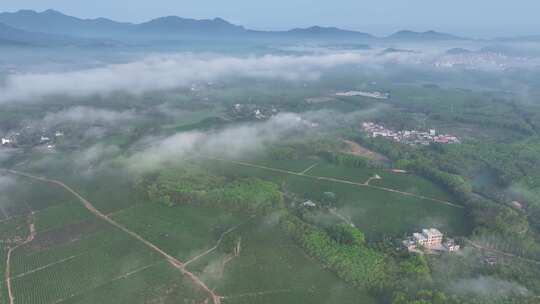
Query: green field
[[112, 203, 244, 261], [201, 158, 469, 237], [1, 153, 468, 303], [187, 216, 377, 304]]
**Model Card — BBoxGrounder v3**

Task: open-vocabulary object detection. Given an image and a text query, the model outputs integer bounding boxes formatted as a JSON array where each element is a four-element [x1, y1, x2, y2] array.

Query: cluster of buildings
[[1, 127, 64, 150], [434, 52, 529, 71], [362, 122, 460, 145], [336, 90, 390, 100], [402, 228, 460, 254], [232, 103, 279, 121]]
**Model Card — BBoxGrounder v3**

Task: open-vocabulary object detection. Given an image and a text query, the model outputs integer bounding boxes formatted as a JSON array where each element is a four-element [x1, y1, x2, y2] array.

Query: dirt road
[[5, 211, 35, 304], [467, 239, 540, 266], [4, 169, 222, 304]]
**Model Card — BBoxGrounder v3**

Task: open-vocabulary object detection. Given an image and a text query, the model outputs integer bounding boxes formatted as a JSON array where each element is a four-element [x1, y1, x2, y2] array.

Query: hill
[[0, 9, 472, 43], [137, 16, 245, 35], [387, 30, 465, 41], [0, 9, 131, 38], [284, 26, 374, 39], [0, 21, 87, 46]]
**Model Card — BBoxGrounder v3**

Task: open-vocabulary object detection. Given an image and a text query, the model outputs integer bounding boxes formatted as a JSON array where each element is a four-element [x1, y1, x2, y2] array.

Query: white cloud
[[451, 276, 529, 298], [0, 53, 368, 103], [40, 106, 136, 127], [124, 112, 305, 172]]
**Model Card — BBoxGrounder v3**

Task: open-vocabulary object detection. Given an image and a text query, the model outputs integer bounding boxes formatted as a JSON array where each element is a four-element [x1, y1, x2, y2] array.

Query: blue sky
[[1, 0, 539, 37]]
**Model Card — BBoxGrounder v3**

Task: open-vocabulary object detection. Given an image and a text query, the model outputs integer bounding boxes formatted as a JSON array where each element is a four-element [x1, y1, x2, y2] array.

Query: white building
[[420, 228, 443, 248], [1, 138, 11, 145], [302, 200, 317, 208], [403, 228, 457, 253], [443, 239, 460, 252]]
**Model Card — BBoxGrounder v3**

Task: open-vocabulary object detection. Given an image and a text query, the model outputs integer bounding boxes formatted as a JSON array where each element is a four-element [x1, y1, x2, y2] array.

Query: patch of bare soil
[[342, 139, 389, 162]]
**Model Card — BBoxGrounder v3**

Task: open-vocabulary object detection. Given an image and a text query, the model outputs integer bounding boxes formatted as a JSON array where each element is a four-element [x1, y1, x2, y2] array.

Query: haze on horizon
[[1, 0, 540, 38]]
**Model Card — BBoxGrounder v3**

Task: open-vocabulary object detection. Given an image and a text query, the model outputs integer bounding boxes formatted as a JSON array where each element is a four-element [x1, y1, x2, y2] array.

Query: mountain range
[[0, 9, 475, 46]]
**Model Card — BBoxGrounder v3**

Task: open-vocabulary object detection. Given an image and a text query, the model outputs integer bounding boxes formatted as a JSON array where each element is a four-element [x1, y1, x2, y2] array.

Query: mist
[[450, 276, 529, 298], [0, 53, 368, 103], [124, 112, 307, 172], [3, 45, 538, 104]]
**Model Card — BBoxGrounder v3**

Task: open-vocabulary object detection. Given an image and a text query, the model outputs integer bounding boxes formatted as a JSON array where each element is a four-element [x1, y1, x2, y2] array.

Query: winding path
[[3, 169, 222, 304]]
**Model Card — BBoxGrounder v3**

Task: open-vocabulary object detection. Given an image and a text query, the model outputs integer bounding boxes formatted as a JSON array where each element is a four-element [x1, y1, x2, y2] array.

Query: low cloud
[[124, 112, 306, 172], [40, 106, 136, 128], [0, 174, 15, 191], [74, 143, 122, 176], [0, 53, 368, 103], [450, 276, 529, 298], [3, 45, 540, 104]]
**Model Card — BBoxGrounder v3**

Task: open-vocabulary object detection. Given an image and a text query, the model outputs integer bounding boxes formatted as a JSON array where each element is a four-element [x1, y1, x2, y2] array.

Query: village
[[1, 126, 63, 151], [362, 122, 460, 145], [230, 103, 279, 121]]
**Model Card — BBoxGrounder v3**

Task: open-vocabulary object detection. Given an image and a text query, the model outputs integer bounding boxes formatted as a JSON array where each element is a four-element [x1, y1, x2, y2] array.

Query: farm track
[[299, 163, 318, 175], [222, 288, 294, 299], [5, 211, 36, 304], [201, 156, 464, 209], [467, 240, 540, 266], [3, 169, 222, 304], [14, 255, 79, 279], [185, 219, 250, 267]]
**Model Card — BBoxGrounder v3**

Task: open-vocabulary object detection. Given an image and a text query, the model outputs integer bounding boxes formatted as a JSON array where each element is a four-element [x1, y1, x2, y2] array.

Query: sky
[[1, 0, 540, 38]]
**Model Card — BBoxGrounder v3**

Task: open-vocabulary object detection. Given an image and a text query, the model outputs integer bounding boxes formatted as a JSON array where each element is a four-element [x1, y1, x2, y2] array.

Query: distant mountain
[[445, 48, 473, 55], [387, 30, 465, 41], [380, 47, 417, 54], [0, 9, 132, 38], [284, 26, 374, 39], [137, 16, 245, 35], [0, 9, 377, 41], [0, 21, 86, 46], [496, 35, 540, 42], [0, 9, 472, 43]]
